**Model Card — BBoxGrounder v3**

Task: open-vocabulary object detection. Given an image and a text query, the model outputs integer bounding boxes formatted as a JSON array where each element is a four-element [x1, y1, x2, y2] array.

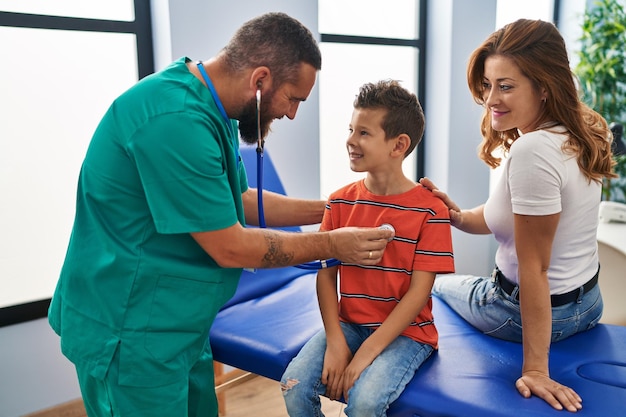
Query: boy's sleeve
[[413, 200, 455, 274]]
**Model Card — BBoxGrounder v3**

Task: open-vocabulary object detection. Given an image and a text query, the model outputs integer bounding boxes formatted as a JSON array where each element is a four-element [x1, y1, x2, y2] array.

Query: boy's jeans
[[432, 273, 603, 342], [281, 321, 433, 417]]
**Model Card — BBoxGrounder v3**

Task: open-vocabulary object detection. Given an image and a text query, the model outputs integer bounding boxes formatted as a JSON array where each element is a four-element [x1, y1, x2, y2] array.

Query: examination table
[[210, 147, 626, 416]]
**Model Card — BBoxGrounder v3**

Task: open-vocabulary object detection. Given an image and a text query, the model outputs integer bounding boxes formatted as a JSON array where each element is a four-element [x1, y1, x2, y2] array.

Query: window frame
[[0, 0, 154, 327], [319, 0, 427, 179]]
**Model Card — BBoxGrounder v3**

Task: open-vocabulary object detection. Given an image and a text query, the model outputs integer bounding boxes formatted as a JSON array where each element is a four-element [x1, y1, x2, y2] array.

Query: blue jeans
[[281, 321, 433, 417], [432, 273, 603, 342]]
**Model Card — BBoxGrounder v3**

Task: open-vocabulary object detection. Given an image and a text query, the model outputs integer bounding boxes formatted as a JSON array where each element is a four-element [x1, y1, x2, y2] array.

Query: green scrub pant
[[76, 344, 218, 417]]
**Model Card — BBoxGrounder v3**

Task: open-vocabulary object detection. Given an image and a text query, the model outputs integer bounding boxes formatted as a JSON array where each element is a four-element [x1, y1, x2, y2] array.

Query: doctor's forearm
[[243, 188, 325, 227]]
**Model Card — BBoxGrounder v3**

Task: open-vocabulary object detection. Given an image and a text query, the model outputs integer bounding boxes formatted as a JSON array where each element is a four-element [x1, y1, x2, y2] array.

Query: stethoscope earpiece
[[256, 83, 263, 153]]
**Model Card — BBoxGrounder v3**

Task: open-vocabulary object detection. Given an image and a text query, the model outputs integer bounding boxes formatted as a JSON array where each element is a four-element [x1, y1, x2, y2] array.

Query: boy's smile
[[346, 108, 391, 173]]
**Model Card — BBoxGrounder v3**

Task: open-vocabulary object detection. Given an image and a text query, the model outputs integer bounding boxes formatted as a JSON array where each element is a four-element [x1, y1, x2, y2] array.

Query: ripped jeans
[[431, 273, 603, 342], [280, 321, 433, 417]]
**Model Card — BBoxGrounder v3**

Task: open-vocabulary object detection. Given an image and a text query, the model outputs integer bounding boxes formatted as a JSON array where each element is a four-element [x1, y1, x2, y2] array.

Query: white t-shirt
[[483, 126, 600, 294]]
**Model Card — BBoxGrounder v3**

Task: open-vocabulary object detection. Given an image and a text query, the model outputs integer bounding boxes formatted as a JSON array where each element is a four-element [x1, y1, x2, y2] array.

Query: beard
[[238, 91, 274, 144]]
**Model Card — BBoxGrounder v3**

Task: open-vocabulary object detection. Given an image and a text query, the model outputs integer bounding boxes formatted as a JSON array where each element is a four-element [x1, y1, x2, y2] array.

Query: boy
[[280, 80, 455, 416]]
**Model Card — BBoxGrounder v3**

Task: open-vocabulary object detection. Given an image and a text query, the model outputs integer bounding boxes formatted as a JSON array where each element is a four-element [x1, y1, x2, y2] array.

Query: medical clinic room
[[2, 0, 626, 416]]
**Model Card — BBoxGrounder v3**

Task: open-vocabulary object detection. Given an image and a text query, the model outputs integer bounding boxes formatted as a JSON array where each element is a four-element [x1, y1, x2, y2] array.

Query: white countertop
[[597, 221, 626, 256]]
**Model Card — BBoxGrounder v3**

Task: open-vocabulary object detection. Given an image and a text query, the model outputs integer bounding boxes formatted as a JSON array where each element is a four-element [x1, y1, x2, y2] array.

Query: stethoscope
[[252, 81, 341, 270], [197, 61, 336, 269], [197, 62, 393, 270]]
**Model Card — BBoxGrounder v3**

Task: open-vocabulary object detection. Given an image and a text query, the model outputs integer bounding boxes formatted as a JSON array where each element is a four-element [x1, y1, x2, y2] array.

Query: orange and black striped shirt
[[321, 180, 455, 348]]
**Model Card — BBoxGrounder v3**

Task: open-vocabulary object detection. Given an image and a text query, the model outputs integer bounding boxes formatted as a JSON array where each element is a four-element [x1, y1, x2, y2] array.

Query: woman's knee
[[432, 274, 484, 297]]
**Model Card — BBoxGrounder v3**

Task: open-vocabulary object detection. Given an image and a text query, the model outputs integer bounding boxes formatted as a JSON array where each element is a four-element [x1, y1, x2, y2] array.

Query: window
[[318, 0, 426, 197], [0, 1, 153, 325], [0, 0, 134, 20]]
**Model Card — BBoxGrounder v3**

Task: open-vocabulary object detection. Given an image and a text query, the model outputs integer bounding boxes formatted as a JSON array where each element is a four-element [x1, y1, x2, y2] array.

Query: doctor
[[49, 12, 392, 417]]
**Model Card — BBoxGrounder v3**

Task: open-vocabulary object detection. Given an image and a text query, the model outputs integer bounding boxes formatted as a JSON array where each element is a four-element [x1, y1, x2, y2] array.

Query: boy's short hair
[[354, 80, 425, 157]]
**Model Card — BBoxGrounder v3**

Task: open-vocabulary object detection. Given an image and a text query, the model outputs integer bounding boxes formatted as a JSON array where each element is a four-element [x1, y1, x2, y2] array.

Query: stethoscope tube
[[256, 148, 266, 229], [255, 87, 339, 269], [256, 88, 266, 228], [199, 63, 341, 270], [255, 144, 340, 270]]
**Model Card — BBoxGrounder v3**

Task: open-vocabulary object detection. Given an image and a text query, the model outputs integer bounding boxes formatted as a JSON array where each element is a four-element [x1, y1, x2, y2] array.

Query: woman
[[420, 19, 617, 413]]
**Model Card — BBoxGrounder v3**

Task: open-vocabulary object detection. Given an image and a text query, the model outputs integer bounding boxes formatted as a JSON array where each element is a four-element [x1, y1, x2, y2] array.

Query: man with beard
[[48, 12, 393, 417]]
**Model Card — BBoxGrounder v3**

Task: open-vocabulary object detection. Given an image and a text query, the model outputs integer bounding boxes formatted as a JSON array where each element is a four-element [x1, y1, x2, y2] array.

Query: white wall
[[424, 0, 498, 276]]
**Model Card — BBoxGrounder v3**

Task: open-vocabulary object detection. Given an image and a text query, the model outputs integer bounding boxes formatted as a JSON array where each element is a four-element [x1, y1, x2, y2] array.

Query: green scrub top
[[49, 57, 249, 387]]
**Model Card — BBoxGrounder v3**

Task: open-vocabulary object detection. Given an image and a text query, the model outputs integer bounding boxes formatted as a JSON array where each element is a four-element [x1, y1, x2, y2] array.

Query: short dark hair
[[222, 12, 322, 86], [354, 80, 425, 157]]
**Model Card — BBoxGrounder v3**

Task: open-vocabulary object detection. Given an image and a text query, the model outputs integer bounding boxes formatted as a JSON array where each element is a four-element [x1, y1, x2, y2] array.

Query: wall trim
[[0, 299, 50, 327]]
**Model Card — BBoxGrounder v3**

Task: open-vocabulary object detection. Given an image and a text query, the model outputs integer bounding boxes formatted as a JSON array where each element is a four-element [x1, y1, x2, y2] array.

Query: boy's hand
[[322, 342, 352, 400], [342, 353, 372, 401]]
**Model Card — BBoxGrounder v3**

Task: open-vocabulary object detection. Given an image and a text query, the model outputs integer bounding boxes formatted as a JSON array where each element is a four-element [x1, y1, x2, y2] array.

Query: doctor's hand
[[329, 227, 393, 265], [419, 177, 462, 227]]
